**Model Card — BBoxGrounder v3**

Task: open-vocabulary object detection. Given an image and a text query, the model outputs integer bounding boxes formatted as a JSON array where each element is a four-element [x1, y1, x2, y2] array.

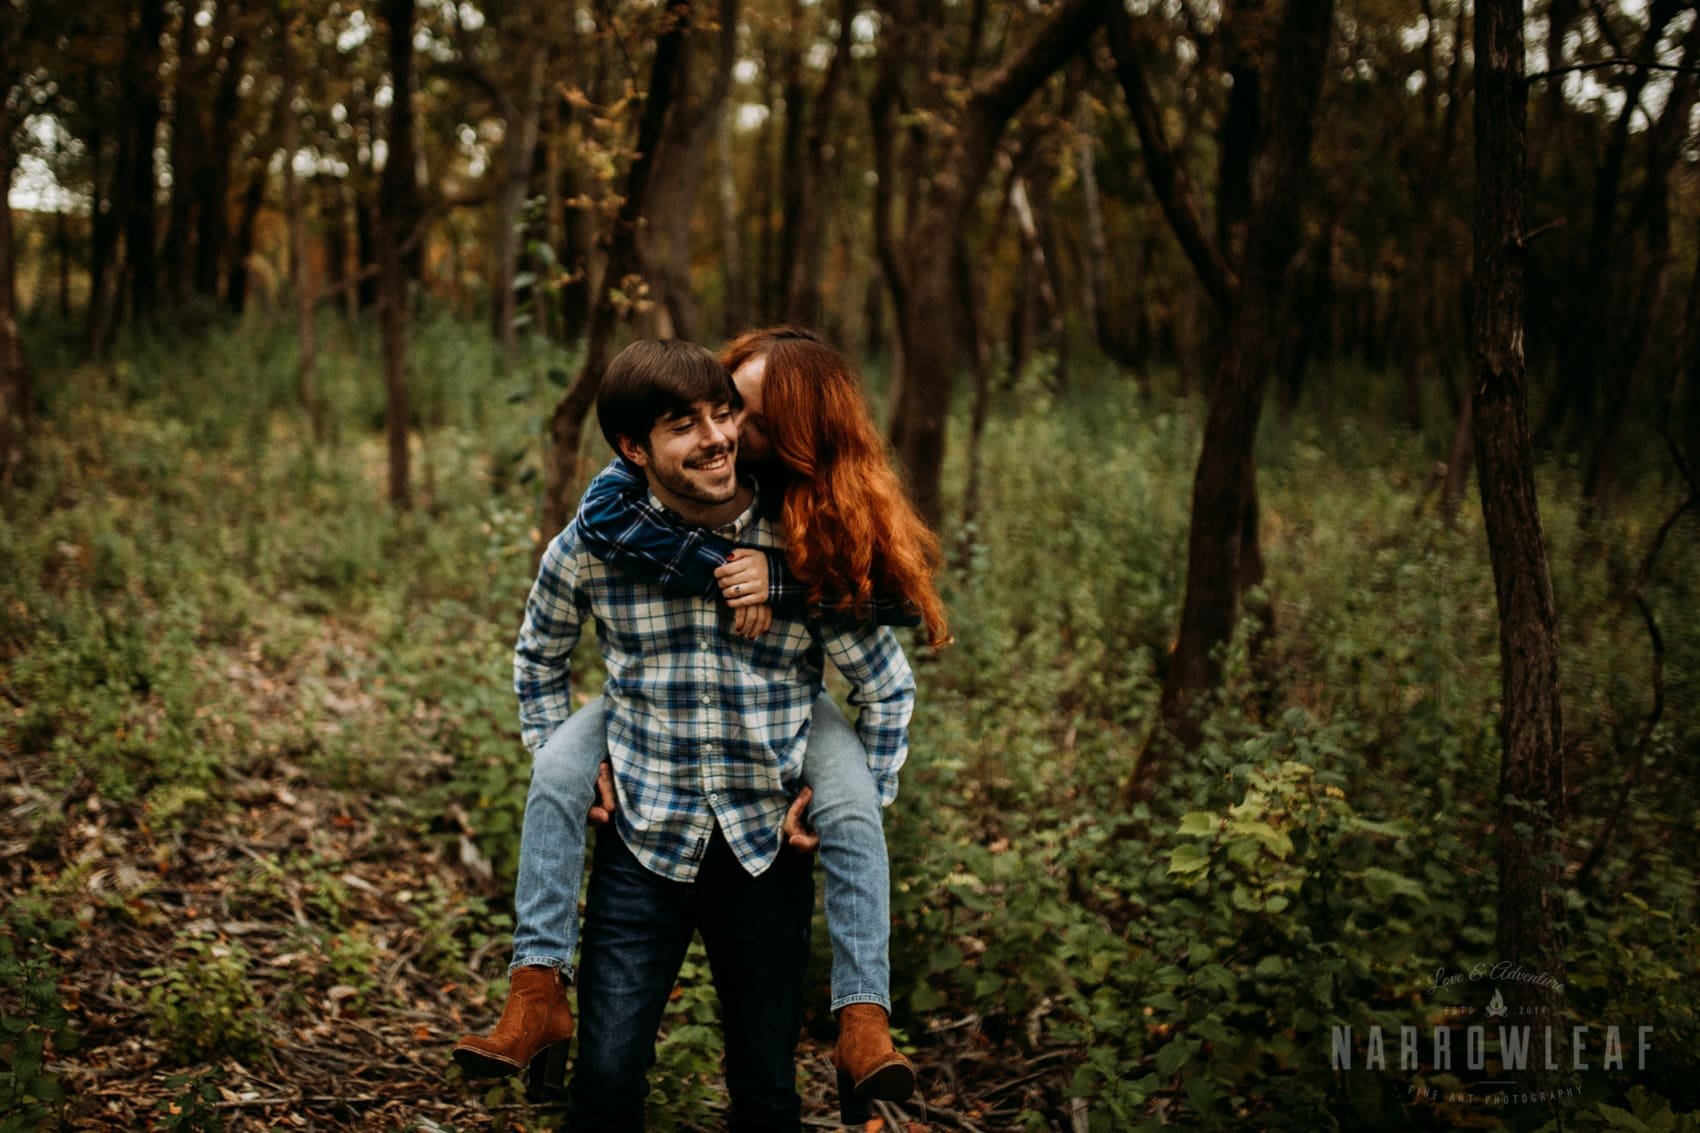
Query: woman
[[454, 328, 948, 1123]]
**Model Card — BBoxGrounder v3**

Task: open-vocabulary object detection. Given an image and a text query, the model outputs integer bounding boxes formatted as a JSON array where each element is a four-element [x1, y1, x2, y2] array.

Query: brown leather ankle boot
[[452, 966, 575, 1087], [833, 1003, 916, 1123]]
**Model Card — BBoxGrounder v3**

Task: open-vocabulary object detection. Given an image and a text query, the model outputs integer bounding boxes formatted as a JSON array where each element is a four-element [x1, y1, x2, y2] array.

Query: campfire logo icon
[[1485, 987, 1508, 1018]]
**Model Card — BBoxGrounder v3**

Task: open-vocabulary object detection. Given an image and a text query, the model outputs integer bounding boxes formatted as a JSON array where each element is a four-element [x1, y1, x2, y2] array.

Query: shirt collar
[[646, 479, 763, 540]]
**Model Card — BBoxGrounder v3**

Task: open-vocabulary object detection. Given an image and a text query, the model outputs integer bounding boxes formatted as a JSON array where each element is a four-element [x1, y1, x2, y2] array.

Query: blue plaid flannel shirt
[[573, 458, 922, 627], [515, 489, 916, 882]]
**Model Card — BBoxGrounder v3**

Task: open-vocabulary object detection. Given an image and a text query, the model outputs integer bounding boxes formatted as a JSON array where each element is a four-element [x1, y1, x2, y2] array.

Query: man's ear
[[616, 435, 649, 467]]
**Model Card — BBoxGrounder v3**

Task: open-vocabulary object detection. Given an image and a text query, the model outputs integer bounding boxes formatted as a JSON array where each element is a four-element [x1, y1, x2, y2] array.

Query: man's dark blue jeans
[[567, 822, 816, 1132]]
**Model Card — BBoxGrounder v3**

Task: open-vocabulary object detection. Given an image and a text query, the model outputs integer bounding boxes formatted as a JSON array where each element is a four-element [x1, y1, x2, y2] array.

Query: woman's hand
[[732, 603, 773, 640], [781, 787, 819, 853], [587, 761, 617, 826], [715, 548, 769, 608]]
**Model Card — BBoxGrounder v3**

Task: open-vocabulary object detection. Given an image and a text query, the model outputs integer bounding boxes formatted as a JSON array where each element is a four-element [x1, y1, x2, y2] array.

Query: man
[[510, 339, 915, 1130]]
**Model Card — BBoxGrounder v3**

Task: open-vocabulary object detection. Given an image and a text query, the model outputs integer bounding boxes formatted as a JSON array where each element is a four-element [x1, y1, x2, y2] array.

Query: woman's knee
[[532, 698, 608, 798]]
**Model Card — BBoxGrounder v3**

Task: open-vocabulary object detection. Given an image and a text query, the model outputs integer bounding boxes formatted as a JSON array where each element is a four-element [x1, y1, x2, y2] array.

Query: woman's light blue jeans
[[509, 692, 892, 1013]]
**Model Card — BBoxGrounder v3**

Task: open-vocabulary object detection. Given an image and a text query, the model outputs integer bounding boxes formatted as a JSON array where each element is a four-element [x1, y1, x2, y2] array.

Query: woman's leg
[[454, 698, 606, 1083], [509, 696, 608, 977], [800, 694, 891, 1012]]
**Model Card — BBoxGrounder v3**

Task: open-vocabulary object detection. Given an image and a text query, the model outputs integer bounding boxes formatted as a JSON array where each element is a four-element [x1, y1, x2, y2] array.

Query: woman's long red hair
[[722, 329, 949, 648]]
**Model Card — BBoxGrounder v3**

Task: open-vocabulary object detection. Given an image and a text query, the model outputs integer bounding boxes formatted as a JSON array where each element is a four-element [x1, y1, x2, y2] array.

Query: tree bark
[[163, 0, 203, 306], [715, 104, 745, 337], [123, 0, 167, 322], [226, 161, 266, 314], [0, 152, 31, 487], [541, 2, 692, 547], [280, 17, 322, 439], [493, 46, 546, 367], [195, 10, 252, 301], [642, 0, 735, 344], [1581, 21, 1700, 507], [1539, 0, 1683, 447], [885, 0, 1112, 528], [783, 0, 853, 326], [1107, 9, 1238, 317], [1077, 102, 1140, 370], [1127, 0, 1334, 801], [1473, 0, 1567, 1074], [378, 0, 422, 508]]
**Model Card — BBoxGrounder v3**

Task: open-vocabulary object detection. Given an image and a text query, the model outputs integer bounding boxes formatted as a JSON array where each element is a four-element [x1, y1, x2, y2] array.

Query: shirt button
[[709, 792, 720, 802], [700, 693, 712, 705]]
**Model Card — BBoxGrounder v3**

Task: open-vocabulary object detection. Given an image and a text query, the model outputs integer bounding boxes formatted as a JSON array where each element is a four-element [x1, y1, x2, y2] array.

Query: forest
[[1, 0, 1697, 1129]]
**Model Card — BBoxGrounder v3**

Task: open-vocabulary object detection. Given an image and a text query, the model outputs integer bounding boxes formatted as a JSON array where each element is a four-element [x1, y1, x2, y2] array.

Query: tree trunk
[[124, 0, 168, 322], [281, 20, 322, 440], [0, 153, 31, 487], [226, 162, 265, 314], [163, 0, 202, 306], [1127, 0, 1334, 801], [195, 12, 251, 301], [1078, 103, 1140, 370], [1215, 0, 1263, 263], [887, 0, 1111, 528], [643, 0, 736, 344], [715, 106, 745, 337], [1684, 238, 1700, 473], [56, 207, 72, 320], [1439, 396, 1474, 518], [378, 0, 421, 509], [783, 0, 853, 325], [493, 46, 546, 367], [1473, 0, 1567, 1075], [1582, 22, 1699, 507], [1107, 8, 1237, 315], [541, 2, 692, 547], [1540, 0, 1682, 448]]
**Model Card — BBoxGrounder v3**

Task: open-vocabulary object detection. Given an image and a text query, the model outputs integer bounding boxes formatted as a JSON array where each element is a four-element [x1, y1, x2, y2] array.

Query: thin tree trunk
[[378, 0, 421, 508], [226, 162, 265, 314], [1684, 236, 1700, 472], [195, 12, 251, 300], [888, 0, 1111, 528], [124, 0, 168, 322], [1582, 23, 1699, 507], [0, 153, 31, 486], [1127, 0, 1334, 800], [783, 0, 852, 325], [164, 0, 202, 306], [1107, 8, 1237, 314], [643, 0, 735, 344], [493, 47, 546, 368], [1473, 0, 1567, 1074], [715, 107, 745, 337], [86, 103, 118, 352], [1439, 396, 1474, 518], [1078, 102, 1139, 370], [281, 19, 322, 439], [1540, 0, 1682, 447], [56, 207, 72, 320], [542, 2, 692, 547]]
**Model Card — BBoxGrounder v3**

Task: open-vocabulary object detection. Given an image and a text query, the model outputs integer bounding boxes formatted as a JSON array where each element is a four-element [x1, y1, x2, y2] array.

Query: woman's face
[[732, 354, 772, 461]]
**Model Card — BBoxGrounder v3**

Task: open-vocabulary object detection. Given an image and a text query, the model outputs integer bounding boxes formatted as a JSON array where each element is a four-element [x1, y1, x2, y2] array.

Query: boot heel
[[837, 1067, 870, 1126], [525, 1041, 570, 1102]]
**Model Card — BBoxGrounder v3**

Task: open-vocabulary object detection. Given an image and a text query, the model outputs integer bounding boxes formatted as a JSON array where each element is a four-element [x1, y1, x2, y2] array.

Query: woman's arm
[[573, 458, 798, 608], [574, 459, 923, 628]]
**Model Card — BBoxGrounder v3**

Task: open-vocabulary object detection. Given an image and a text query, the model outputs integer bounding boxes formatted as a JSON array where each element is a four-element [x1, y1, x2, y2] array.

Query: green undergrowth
[[3, 316, 1696, 1129]]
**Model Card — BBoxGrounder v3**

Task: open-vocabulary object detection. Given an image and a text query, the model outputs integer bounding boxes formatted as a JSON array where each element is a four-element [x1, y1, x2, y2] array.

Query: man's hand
[[781, 786, 819, 853], [732, 603, 773, 639], [588, 760, 617, 826], [716, 548, 770, 609]]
